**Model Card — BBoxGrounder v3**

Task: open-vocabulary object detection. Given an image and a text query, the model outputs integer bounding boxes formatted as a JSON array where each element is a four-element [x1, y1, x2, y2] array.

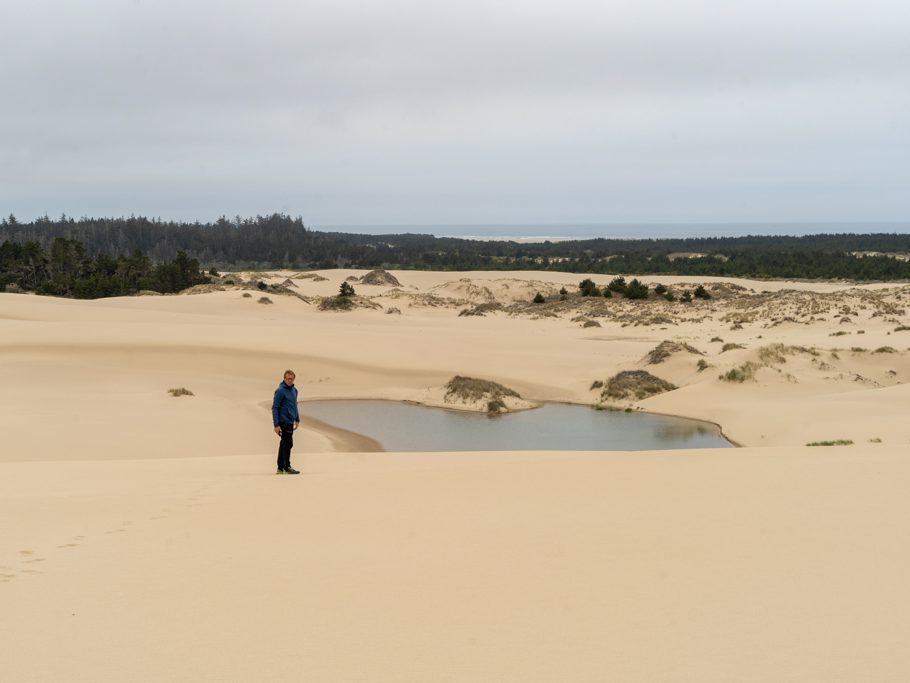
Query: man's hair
[[284, 369, 296, 378]]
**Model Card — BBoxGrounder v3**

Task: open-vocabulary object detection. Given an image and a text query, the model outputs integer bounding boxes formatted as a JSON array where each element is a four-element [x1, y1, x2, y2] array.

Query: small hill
[[644, 340, 704, 364], [600, 371, 677, 401], [360, 269, 401, 286]]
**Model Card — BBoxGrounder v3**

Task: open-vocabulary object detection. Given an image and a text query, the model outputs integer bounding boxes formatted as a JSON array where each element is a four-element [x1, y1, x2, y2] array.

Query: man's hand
[[274, 426, 281, 435], [294, 422, 300, 430]]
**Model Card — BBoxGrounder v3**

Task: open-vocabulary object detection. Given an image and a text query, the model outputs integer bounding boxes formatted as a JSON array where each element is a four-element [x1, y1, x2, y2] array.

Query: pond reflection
[[302, 400, 732, 452]]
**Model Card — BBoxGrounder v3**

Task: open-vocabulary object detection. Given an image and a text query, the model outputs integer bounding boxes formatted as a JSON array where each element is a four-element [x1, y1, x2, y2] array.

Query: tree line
[[2, 213, 910, 281], [0, 238, 208, 298]]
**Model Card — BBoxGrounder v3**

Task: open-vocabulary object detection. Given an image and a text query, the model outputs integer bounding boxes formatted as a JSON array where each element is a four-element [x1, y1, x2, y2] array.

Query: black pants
[[277, 422, 295, 470]]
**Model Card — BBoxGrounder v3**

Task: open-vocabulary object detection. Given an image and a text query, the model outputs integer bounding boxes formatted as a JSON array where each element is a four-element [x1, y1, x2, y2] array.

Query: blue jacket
[[272, 382, 300, 426]]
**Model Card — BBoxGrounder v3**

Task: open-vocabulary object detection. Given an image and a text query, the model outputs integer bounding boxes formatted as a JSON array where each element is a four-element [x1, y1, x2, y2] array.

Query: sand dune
[[2, 270, 910, 681]]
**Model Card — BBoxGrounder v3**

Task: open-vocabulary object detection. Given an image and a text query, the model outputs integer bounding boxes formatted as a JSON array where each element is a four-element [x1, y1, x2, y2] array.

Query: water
[[312, 222, 910, 241], [302, 400, 733, 452]]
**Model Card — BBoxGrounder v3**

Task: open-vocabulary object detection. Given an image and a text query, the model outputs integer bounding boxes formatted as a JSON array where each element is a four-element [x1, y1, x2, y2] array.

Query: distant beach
[[312, 222, 910, 241]]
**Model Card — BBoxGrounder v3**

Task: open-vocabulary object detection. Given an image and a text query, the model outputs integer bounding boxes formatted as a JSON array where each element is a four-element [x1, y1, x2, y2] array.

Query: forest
[[3, 213, 910, 289], [0, 238, 208, 298]]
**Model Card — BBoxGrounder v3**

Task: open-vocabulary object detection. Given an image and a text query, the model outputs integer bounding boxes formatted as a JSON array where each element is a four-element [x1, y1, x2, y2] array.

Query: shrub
[[242, 292, 252, 298], [360, 269, 401, 286], [664, 292, 676, 302], [829, 331, 849, 336], [224, 279, 235, 285], [319, 296, 353, 311], [601, 370, 676, 401], [895, 326, 910, 332], [710, 336, 723, 343], [693, 285, 711, 299], [625, 278, 649, 300], [680, 290, 692, 303], [487, 399, 506, 414], [559, 287, 568, 301], [533, 292, 545, 304], [607, 277, 627, 294], [590, 380, 604, 390], [874, 346, 897, 353], [721, 342, 745, 352], [258, 296, 273, 304], [208, 267, 220, 276], [645, 340, 703, 364], [603, 289, 613, 298], [445, 376, 520, 402], [256, 281, 267, 291], [578, 278, 600, 297], [806, 440, 854, 446], [697, 359, 709, 371], [339, 281, 355, 297], [653, 283, 668, 295], [168, 387, 194, 397], [720, 361, 759, 383]]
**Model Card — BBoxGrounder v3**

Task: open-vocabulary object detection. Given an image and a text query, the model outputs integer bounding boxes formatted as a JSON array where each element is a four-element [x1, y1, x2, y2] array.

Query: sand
[[2, 269, 910, 681]]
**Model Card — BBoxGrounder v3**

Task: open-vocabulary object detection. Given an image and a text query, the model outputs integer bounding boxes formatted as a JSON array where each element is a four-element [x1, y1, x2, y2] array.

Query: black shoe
[[276, 468, 285, 475], [284, 467, 300, 475]]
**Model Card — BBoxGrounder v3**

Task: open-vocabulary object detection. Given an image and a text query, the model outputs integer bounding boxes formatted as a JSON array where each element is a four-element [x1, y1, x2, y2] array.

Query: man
[[272, 370, 301, 475]]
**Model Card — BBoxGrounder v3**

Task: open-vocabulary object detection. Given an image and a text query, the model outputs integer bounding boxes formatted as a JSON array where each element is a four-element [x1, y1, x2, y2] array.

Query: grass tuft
[[806, 439, 854, 447]]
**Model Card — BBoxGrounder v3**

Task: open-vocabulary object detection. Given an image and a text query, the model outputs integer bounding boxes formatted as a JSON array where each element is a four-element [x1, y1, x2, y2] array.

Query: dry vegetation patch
[[360, 269, 401, 286], [644, 340, 704, 364], [600, 370, 677, 401], [317, 295, 382, 312], [459, 302, 503, 317], [444, 376, 523, 413]]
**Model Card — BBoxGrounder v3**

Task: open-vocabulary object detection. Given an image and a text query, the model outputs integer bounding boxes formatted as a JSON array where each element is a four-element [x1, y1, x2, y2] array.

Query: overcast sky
[[2, 0, 908, 225]]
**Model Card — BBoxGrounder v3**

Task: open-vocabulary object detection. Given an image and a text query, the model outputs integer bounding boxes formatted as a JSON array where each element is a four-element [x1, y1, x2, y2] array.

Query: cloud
[[1, 0, 908, 223]]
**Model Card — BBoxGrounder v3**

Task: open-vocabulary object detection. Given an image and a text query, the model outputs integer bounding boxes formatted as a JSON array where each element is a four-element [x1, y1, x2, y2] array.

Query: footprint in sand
[[18, 550, 34, 556], [24, 557, 45, 564]]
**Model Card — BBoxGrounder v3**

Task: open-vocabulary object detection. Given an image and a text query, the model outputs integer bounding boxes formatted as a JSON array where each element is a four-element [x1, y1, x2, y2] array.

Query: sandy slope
[[3, 449, 910, 682], [2, 270, 910, 681]]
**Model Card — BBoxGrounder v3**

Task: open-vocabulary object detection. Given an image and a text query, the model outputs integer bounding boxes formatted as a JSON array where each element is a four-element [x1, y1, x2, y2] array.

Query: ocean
[[311, 222, 910, 241]]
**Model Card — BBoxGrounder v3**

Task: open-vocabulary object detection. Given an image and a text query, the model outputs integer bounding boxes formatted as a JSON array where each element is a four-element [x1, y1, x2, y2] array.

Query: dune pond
[[301, 400, 733, 451]]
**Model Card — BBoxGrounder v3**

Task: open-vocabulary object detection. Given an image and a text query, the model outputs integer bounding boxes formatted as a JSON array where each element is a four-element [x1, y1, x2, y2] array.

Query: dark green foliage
[[532, 292, 545, 304], [578, 278, 600, 297], [664, 292, 676, 302], [5, 214, 910, 281], [487, 399, 506, 414], [625, 278, 649, 299], [559, 287, 568, 301], [653, 283, 668, 295], [693, 284, 711, 299], [339, 281, 355, 297], [606, 276, 627, 294], [209, 267, 220, 276], [603, 288, 612, 298], [680, 290, 693, 303], [0, 238, 207, 298]]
